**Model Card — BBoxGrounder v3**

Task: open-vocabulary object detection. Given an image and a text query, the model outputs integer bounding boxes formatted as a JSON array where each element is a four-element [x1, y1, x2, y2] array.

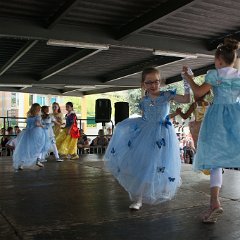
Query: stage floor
[[1, 155, 240, 240]]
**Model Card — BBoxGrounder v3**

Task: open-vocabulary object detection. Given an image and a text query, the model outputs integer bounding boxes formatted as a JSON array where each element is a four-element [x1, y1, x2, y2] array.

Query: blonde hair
[[27, 103, 41, 117]]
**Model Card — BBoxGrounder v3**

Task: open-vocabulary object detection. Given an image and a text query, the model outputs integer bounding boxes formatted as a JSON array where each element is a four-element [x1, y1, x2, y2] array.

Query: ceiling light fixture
[[0, 84, 32, 88], [47, 39, 109, 50], [153, 50, 198, 59], [196, 53, 215, 58], [65, 85, 96, 89]]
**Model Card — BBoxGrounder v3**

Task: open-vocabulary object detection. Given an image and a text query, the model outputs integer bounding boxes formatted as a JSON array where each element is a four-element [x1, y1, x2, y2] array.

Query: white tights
[[210, 168, 222, 188], [38, 144, 59, 160], [52, 144, 60, 159]]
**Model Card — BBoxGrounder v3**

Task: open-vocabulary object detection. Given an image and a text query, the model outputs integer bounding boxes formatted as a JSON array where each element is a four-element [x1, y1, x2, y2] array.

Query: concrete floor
[[1, 155, 240, 240]]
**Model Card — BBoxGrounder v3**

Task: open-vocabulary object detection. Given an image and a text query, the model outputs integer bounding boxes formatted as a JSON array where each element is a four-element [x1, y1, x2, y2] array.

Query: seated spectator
[[183, 140, 195, 164], [77, 129, 90, 154], [1, 127, 13, 156], [6, 127, 22, 154], [106, 127, 112, 142], [14, 125, 21, 135], [90, 129, 108, 153]]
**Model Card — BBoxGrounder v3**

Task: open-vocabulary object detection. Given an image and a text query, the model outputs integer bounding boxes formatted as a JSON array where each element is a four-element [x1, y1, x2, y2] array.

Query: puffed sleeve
[[164, 89, 177, 101], [205, 70, 218, 86], [51, 115, 56, 122]]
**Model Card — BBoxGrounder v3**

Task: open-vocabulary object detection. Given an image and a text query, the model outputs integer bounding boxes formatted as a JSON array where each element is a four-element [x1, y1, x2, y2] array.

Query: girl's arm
[[176, 103, 196, 120], [53, 119, 61, 126], [173, 93, 191, 103], [168, 111, 179, 119], [35, 120, 44, 128], [66, 124, 73, 135], [182, 66, 211, 98]]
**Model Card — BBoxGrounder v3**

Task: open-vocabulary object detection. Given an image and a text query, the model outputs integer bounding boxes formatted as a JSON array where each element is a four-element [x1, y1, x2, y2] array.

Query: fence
[[0, 116, 114, 156]]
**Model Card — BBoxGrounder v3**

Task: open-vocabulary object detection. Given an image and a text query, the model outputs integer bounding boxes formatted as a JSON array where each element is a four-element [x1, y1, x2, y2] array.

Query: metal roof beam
[[166, 63, 215, 84], [39, 49, 102, 81], [0, 17, 208, 54], [116, 0, 195, 40], [46, 0, 79, 29], [0, 74, 100, 85], [0, 40, 38, 76], [102, 56, 182, 83]]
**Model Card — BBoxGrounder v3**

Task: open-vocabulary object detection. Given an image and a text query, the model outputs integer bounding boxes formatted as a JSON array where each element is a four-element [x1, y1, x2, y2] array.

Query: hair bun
[[224, 38, 239, 51]]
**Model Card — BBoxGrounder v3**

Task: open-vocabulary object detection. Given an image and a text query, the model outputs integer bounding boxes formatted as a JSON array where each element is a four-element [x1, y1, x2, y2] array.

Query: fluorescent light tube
[[153, 50, 198, 59], [47, 40, 109, 50], [0, 84, 32, 88], [65, 85, 96, 89], [196, 53, 214, 58]]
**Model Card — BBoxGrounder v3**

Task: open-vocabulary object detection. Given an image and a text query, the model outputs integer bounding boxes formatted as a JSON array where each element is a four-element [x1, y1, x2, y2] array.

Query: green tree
[[63, 96, 81, 114], [126, 89, 142, 115]]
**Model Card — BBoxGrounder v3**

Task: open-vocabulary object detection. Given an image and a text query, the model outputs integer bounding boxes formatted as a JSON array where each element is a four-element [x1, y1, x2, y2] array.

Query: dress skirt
[[13, 127, 49, 169], [105, 117, 181, 205], [56, 128, 78, 155], [194, 103, 240, 170]]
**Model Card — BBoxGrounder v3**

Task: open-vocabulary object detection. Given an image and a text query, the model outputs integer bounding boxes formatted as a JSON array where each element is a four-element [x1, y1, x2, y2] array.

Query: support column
[[81, 96, 87, 132]]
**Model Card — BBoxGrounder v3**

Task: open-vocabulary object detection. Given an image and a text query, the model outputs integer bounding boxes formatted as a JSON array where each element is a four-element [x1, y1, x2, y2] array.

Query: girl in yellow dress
[[56, 102, 79, 159], [51, 102, 64, 138], [175, 93, 210, 175], [175, 93, 210, 148]]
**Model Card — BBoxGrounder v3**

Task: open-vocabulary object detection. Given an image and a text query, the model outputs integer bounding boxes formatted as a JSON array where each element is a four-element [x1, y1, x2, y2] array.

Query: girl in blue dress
[[105, 67, 190, 210], [182, 38, 240, 223], [41, 105, 63, 162], [13, 103, 49, 170]]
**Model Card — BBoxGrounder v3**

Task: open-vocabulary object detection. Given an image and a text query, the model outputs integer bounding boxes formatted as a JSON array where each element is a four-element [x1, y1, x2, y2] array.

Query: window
[[51, 97, 57, 104], [36, 96, 46, 105]]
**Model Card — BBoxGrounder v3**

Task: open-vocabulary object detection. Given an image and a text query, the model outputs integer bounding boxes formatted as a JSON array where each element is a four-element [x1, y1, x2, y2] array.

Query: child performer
[[105, 67, 190, 210], [51, 102, 63, 139], [182, 38, 240, 223], [13, 103, 49, 170], [41, 106, 63, 162], [56, 102, 79, 160], [176, 94, 209, 148]]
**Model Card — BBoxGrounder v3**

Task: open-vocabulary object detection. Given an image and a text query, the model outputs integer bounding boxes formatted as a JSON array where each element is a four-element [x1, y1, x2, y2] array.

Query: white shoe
[[18, 166, 23, 170], [36, 160, 44, 167], [56, 158, 64, 162], [129, 202, 142, 210], [41, 159, 47, 163]]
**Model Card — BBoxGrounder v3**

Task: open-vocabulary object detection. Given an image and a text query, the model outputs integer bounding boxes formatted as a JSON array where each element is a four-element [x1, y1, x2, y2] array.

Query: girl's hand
[[182, 66, 193, 79], [176, 108, 182, 114]]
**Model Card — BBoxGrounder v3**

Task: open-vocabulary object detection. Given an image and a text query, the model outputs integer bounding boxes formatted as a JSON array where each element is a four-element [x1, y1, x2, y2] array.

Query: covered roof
[[0, 0, 239, 96]]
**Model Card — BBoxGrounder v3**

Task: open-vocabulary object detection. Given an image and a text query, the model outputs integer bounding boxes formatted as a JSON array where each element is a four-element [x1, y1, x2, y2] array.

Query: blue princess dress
[[194, 67, 240, 170], [13, 116, 49, 169], [42, 115, 56, 151], [105, 91, 181, 205]]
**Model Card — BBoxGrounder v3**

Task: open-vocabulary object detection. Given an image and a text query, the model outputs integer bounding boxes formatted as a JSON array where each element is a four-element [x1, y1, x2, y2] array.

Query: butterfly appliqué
[[111, 148, 115, 154], [168, 177, 175, 182], [157, 167, 165, 173], [156, 138, 166, 149]]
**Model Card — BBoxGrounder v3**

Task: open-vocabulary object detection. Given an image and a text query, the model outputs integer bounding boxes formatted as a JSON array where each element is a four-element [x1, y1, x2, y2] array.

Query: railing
[[0, 116, 113, 156], [0, 116, 114, 134]]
